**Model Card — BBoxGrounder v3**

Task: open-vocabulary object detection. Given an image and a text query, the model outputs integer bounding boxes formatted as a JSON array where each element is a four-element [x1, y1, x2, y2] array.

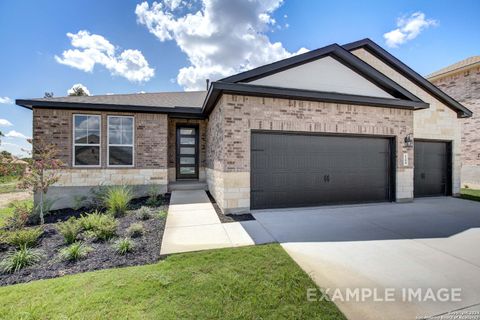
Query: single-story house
[[17, 38, 472, 214]]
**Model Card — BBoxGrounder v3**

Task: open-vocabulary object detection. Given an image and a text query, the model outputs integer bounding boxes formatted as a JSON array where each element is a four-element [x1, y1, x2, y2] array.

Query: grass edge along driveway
[[0, 244, 345, 320]]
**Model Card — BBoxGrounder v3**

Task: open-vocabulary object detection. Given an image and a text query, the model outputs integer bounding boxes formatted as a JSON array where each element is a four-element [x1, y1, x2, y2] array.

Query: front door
[[176, 125, 199, 180]]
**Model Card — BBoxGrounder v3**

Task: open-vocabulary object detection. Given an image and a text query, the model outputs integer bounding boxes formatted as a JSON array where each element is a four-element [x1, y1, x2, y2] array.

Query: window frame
[[107, 115, 135, 168], [72, 114, 102, 168]]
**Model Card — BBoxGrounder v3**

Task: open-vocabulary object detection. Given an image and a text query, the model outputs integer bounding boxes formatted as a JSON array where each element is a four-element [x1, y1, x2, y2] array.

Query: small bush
[[6, 227, 43, 248], [127, 223, 144, 238], [157, 209, 168, 219], [113, 237, 135, 255], [60, 242, 92, 262], [104, 185, 133, 217], [146, 185, 163, 207], [0, 245, 42, 273], [6, 200, 34, 229], [79, 212, 117, 241], [57, 218, 82, 244], [135, 206, 152, 220]]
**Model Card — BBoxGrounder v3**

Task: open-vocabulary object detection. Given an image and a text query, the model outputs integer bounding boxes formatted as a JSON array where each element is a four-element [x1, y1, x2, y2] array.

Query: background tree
[[18, 140, 63, 224], [67, 84, 90, 96]]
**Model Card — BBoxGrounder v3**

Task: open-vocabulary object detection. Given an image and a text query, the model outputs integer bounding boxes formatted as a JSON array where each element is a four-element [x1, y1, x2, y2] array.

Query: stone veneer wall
[[206, 94, 414, 214], [351, 48, 463, 195], [429, 66, 480, 188], [32, 108, 168, 209], [167, 118, 207, 182]]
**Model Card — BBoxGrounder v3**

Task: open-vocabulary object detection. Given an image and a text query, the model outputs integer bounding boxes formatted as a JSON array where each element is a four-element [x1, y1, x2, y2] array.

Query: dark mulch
[[205, 191, 255, 223], [0, 195, 170, 286]]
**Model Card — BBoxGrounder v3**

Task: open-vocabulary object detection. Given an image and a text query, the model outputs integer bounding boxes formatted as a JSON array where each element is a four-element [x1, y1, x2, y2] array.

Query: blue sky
[[1, 0, 479, 156]]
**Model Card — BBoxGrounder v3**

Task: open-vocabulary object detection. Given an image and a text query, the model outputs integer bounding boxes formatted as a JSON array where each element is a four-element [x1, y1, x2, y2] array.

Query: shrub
[[104, 185, 133, 217], [79, 212, 117, 241], [146, 185, 163, 207], [0, 245, 42, 273], [126, 223, 144, 238], [5, 200, 34, 229], [60, 242, 92, 262], [135, 206, 152, 220], [157, 209, 168, 219], [57, 218, 82, 244], [113, 237, 135, 255], [6, 227, 43, 248]]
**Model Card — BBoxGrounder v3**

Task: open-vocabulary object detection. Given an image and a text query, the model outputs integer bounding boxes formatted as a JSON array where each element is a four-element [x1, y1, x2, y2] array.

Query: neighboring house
[[17, 39, 472, 214], [427, 57, 480, 188]]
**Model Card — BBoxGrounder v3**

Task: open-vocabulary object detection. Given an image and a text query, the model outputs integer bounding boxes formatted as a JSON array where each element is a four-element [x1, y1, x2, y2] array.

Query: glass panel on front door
[[176, 126, 198, 179]]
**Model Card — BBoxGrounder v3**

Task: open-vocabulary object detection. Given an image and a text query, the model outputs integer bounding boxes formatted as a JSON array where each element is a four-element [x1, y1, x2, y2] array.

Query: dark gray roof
[[19, 91, 207, 109]]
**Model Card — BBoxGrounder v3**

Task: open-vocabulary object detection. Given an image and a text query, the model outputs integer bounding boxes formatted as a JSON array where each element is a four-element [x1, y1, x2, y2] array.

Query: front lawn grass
[[0, 179, 20, 194], [0, 244, 345, 319], [460, 188, 480, 202]]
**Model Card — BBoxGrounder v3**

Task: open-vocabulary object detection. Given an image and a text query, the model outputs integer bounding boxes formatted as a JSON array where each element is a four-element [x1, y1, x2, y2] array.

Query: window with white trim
[[108, 116, 134, 166], [73, 114, 101, 166]]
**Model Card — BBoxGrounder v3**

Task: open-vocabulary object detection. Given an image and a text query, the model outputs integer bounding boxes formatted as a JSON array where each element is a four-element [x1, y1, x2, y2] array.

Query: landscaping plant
[[0, 245, 42, 273], [104, 185, 133, 217], [57, 218, 82, 244], [5, 200, 34, 230], [59, 242, 92, 262], [157, 209, 168, 219], [146, 185, 163, 207], [18, 140, 63, 225], [135, 206, 151, 220], [7, 227, 43, 248], [113, 238, 134, 255], [79, 212, 117, 241], [126, 223, 144, 238]]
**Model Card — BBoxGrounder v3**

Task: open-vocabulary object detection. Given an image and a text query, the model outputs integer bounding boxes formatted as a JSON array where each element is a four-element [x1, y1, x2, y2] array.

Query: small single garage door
[[414, 140, 451, 197], [251, 132, 393, 210]]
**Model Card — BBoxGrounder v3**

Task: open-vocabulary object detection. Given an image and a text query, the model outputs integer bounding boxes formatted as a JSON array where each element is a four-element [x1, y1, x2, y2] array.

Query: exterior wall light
[[404, 133, 414, 148]]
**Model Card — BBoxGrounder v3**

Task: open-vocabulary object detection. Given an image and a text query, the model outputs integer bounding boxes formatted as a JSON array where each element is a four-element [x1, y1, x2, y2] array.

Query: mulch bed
[[0, 195, 170, 286], [205, 191, 255, 223]]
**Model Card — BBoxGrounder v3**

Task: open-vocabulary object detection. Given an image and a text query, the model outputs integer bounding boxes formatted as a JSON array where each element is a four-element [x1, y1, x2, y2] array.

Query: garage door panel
[[251, 132, 392, 209], [414, 141, 450, 197]]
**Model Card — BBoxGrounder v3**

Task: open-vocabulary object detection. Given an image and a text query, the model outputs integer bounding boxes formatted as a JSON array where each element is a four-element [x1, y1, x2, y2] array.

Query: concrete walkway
[[160, 190, 255, 254]]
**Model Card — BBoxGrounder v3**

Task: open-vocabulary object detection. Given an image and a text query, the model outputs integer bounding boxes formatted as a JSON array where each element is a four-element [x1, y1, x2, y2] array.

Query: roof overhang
[[202, 81, 429, 115], [15, 99, 206, 119], [342, 38, 473, 118]]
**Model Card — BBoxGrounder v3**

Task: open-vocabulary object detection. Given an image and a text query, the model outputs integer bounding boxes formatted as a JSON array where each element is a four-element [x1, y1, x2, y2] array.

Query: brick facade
[[33, 108, 169, 209], [429, 66, 480, 187], [33, 108, 168, 169], [206, 94, 414, 213], [351, 48, 463, 194]]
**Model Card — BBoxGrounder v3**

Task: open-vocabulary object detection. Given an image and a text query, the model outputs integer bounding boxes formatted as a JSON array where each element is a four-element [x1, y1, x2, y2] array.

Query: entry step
[[168, 181, 208, 191]]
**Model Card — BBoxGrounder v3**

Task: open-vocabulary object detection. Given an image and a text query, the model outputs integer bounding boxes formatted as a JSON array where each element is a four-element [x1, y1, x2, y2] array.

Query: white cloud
[[55, 30, 155, 82], [384, 12, 438, 48], [0, 142, 31, 158], [0, 97, 13, 104], [0, 119, 13, 127], [135, 0, 307, 90], [4, 130, 31, 139], [67, 83, 91, 96]]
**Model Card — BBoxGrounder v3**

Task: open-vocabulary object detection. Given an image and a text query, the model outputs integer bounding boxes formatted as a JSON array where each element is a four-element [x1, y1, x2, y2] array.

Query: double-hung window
[[73, 114, 101, 166], [108, 116, 134, 166]]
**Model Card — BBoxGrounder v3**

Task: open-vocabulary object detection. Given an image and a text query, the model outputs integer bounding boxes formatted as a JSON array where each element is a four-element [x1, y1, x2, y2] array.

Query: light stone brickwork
[[351, 48, 463, 195], [429, 65, 480, 188], [206, 94, 414, 214]]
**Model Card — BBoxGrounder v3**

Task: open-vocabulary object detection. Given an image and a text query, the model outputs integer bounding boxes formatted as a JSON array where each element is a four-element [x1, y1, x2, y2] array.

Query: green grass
[[461, 188, 480, 202], [0, 178, 20, 193], [0, 244, 345, 320], [0, 199, 33, 228]]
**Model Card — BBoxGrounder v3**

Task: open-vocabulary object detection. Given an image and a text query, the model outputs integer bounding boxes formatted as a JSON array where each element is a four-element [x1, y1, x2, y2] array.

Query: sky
[[0, 0, 479, 157]]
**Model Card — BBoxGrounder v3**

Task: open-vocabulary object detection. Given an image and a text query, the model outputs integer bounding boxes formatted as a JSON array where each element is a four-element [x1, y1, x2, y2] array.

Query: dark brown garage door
[[414, 140, 451, 197], [251, 132, 394, 210]]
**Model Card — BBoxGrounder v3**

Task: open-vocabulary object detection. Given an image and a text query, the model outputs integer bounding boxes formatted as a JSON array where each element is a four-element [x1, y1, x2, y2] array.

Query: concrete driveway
[[250, 197, 480, 320]]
